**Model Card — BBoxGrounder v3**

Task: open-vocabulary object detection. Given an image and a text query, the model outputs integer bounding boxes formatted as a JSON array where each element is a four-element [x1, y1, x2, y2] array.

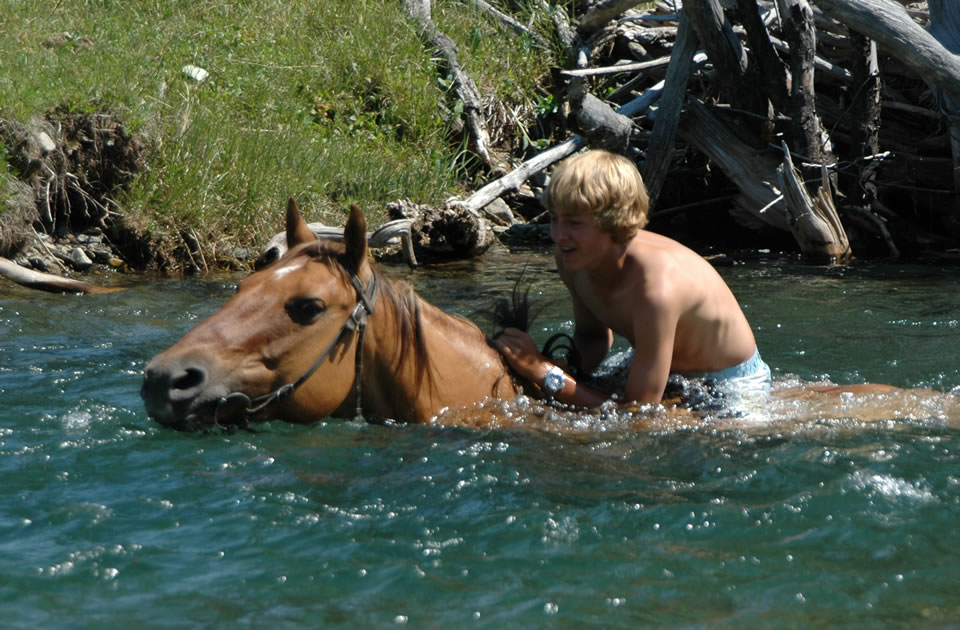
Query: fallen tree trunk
[[813, 0, 960, 105], [460, 136, 585, 215], [569, 86, 635, 153], [680, 99, 854, 261], [684, 0, 766, 116], [387, 200, 494, 262], [642, 12, 699, 207], [780, 0, 836, 167], [0, 257, 122, 294], [735, 0, 790, 111], [403, 0, 498, 171], [680, 97, 790, 232]]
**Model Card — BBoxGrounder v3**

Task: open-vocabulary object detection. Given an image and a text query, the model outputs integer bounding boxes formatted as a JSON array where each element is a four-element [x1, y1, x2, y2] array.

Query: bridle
[[214, 267, 379, 428]]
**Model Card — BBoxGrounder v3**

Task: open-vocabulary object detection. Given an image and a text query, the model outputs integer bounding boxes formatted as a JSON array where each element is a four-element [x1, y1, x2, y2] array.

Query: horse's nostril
[[171, 367, 207, 392]]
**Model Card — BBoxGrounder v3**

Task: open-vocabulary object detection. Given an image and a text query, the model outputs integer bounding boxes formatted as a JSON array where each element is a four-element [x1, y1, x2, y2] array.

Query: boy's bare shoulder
[[631, 229, 700, 256], [624, 232, 692, 281], [625, 232, 724, 306], [631, 232, 719, 275]]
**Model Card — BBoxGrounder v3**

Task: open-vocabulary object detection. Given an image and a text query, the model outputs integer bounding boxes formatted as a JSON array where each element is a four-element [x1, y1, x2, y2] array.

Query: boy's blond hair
[[542, 150, 649, 243]]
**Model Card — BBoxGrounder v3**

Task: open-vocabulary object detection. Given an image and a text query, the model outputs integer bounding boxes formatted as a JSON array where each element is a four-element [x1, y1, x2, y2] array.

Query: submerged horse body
[[141, 200, 518, 431]]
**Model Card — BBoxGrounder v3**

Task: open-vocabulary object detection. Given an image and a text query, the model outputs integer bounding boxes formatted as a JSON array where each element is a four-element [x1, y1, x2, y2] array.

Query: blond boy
[[493, 149, 770, 408]]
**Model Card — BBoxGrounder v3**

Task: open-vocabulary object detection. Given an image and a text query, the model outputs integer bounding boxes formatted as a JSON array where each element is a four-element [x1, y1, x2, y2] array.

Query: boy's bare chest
[[573, 278, 637, 341]]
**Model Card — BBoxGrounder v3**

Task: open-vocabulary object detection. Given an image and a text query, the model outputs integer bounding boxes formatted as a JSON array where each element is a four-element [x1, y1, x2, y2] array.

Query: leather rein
[[214, 269, 379, 428]]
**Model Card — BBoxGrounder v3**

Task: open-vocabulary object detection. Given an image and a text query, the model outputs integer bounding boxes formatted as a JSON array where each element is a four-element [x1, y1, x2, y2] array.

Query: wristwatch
[[542, 365, 565, 397]]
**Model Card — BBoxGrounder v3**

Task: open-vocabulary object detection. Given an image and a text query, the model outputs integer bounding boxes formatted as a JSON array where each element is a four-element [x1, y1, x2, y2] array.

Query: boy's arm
[[558, 257, 613, 374], [494, 284, 679, 407], [622, 292, 677, 403], [569, 292, 613, 374], [490, 279, 613, 407], [492, 328, 614, 408]]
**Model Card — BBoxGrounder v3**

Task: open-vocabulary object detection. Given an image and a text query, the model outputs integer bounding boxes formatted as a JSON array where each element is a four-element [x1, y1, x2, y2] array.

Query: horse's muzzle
[[141, 356, 227, 430]]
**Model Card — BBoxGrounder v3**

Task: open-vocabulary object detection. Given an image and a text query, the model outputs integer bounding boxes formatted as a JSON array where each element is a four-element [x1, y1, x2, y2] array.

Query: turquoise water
[[3, 253, 960, 628]]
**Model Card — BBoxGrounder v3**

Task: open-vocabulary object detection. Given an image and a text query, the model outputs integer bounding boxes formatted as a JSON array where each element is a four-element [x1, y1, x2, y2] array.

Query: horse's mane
[[372, 267, 435, 393]]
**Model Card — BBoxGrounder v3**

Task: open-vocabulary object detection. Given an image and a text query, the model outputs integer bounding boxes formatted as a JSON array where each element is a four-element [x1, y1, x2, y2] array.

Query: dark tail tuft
[[479, 267, 542, 335], [480, 267, 583, 378]]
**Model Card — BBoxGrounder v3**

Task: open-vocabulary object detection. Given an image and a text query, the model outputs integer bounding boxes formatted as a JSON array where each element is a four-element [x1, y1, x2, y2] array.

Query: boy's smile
[[550, 208, 617, 271]]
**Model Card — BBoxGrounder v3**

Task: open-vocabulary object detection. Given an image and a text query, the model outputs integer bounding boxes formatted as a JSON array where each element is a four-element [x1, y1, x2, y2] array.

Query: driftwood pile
[[408, 0, 960, 263]]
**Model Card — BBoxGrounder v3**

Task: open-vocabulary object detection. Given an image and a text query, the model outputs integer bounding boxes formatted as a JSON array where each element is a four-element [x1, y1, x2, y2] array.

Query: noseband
[[215, 268, 379, 428]]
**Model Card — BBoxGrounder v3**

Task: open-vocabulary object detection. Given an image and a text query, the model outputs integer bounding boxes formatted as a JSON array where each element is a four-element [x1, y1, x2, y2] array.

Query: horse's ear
[[344, 203, 369, 271], [286, 197, 316, 248]]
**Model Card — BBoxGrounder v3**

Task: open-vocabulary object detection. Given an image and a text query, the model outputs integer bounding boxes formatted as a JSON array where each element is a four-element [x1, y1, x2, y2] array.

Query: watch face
[[543, 371, 564, 395]]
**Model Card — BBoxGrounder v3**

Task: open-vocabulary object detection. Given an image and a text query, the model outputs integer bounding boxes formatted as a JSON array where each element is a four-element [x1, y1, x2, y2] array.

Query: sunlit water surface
[[3, 251, 960, 628]]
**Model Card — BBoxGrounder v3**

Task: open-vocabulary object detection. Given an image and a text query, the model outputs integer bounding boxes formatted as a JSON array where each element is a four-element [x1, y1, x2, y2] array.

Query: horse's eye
[[286, 297, 326, 324]]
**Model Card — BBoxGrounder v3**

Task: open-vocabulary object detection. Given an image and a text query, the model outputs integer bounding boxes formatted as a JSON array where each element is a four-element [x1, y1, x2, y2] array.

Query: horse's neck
[[368, 297, 518, 422], [421, 303, 503, 371]]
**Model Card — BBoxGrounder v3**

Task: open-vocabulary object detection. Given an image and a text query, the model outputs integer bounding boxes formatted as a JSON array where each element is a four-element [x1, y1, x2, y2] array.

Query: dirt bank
[[0, 106, 165, 277]]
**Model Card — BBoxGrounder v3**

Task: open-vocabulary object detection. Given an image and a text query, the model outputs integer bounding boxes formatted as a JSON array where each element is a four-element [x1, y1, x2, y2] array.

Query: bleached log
[[459, 137, 586, 214], [403, 0, 497, 170], [681, 97, 790, 231], [813, 0, 960, 105], [257, 219, 417, 268], [777, 145, 852, 263], [387, 200, 494, 260], [736, 0, 790, 111], [643, 12, 699, 207], [684, 0, 766, 115], [560, 57, 673, 77], [569, 86, 635, 153], [0, 257, 122, 294], [778, 0, 835, 165], [846, 35, 882, 199]]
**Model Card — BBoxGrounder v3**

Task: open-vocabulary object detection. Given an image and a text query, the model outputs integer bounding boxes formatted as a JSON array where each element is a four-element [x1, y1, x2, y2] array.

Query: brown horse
[[141, 199, 520, 431]]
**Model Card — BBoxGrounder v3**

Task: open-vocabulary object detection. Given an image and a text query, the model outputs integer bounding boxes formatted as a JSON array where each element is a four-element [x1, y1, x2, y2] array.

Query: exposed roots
[[0, 105, 152, 263]]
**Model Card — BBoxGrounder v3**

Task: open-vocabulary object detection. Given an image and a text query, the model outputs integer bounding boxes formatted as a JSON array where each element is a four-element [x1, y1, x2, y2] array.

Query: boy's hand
[[493, 327, 612, 408], [491, 327, 551, 383]]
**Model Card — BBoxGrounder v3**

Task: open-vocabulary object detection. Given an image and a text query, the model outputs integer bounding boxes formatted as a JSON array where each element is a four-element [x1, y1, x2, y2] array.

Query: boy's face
[[549, 207, 615, 271]]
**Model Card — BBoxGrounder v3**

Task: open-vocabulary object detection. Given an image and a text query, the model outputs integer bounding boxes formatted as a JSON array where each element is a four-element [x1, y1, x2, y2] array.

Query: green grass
[[0, 0, 556, 256]]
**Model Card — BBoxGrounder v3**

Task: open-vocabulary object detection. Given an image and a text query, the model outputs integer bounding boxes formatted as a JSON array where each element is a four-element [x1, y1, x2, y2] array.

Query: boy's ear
[[285, 197, 317, 248], [344, 203, 369, 272]]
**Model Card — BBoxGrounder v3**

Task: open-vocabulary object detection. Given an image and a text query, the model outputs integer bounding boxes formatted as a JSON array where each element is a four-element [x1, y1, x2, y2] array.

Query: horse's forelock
[[297, 239, 344, 261]]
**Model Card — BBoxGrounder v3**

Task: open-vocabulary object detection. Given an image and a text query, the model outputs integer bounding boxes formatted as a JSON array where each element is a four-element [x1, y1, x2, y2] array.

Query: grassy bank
[[0, 0, 556, 261]]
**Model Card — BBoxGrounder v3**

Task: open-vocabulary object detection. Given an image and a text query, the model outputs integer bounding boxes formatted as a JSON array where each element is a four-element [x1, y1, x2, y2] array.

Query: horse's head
[[142, 199, 376, 431]]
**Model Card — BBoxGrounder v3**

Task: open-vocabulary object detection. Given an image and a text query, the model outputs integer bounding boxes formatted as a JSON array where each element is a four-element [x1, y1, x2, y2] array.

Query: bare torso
[[561, 229, 757, 374]]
